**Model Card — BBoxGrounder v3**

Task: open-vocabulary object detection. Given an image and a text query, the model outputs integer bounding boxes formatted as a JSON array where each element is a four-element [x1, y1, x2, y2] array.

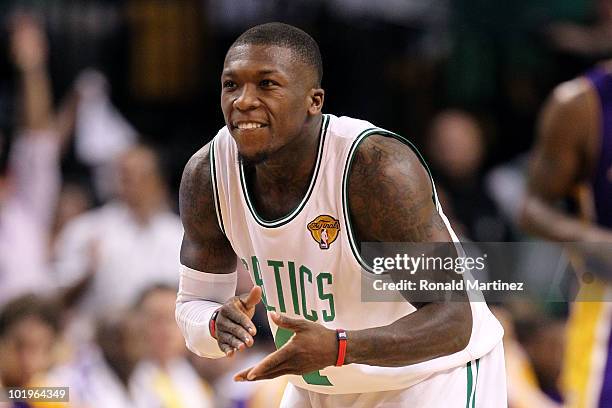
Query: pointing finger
[[247, 346, 292, 380]]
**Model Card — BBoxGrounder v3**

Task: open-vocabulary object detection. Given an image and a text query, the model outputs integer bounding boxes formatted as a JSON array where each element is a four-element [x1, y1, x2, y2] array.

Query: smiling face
[[221, 44, 323, 164]]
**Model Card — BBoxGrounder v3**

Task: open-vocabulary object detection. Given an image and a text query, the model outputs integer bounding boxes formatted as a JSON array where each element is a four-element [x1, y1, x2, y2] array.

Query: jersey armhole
[[209, 138, 227, 236], [341, 128, 441, 274]]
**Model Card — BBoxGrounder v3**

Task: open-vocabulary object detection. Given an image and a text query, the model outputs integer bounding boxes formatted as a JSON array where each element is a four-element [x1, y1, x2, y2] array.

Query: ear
[[308, 88, 325, 115]]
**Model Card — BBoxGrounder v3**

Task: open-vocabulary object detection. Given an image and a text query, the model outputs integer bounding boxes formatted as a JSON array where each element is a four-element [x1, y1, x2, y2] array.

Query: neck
[[252, 114, 323, 187]]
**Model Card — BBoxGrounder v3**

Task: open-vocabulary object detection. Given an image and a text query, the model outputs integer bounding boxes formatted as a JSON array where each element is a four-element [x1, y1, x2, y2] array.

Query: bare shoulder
[[179, 142, 236, 272], [347, 134, 450, 243], [179, 143, 215, 235], [541, 77, 598, 142], [181, 143, 213, 199], [550, 77, 593, 107]]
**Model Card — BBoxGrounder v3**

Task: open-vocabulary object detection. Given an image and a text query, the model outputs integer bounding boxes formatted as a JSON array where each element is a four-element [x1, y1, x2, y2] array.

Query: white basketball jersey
[[211, 114, 504, 394]]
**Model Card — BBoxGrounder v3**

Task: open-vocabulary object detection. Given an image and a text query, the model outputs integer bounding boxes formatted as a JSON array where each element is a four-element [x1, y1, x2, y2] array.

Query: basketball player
[[175, 23, 506, 407], [522, 64, 612, 407]]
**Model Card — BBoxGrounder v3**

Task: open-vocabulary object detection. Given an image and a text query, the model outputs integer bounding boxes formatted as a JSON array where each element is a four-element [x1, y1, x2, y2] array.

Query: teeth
[[236, 122, 264, 129]]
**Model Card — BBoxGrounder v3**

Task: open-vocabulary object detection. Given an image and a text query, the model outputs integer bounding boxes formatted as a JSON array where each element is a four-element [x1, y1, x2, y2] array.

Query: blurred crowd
[[1, 0, 612, 407]]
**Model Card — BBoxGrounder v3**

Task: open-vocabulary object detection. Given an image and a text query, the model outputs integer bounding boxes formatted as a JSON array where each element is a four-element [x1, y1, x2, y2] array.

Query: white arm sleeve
[[175, 265, 237, 359]]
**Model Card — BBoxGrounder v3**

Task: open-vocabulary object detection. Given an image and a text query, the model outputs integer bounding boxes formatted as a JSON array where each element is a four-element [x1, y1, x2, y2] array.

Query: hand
[[234, 312, 337, 382], [10, 13, 48, 71], [215, 285, 261, 356]]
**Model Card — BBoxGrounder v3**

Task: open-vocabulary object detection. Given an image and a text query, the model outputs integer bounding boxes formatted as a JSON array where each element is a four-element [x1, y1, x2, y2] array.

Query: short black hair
[[0, 294, 61, 338], [230, 22, 323, 86]]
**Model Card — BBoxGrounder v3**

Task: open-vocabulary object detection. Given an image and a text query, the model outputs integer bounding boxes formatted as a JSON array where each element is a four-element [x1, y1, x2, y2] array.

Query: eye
[[260, 79, 278, 88], [222, 80, 236, 89]]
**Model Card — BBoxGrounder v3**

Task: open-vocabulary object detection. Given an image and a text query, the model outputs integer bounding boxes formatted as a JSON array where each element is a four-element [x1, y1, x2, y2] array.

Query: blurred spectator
[[53, 144, 183, 331], [49, 311, 143, 408], [130, 284, 214, 408], [427, 109, 511, 241], [0, 295, 61, 389], [72, 69, 137, 201], [49, 182, 93, 254], [0, 14, 74, 307]]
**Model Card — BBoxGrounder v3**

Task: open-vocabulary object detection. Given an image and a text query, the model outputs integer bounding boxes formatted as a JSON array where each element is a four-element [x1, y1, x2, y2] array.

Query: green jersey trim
[[466, 359, 480, 407], [210, 138, 226, 235], [341, 128, 439, 273]]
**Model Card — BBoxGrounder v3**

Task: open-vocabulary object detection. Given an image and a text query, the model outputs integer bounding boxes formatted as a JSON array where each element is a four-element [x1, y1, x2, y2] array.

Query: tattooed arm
[[179, 143, 236, 272], [343, 135, 472, 366], [179, 144, 261, 356]]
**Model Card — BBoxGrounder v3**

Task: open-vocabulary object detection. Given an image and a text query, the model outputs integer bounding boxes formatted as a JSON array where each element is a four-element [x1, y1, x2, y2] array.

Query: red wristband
[[336, 328, 347, 366], [209, 308, 221, 339]]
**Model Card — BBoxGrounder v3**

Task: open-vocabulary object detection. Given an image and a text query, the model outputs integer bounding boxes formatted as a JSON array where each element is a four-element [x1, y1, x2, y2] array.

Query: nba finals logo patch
[[307, 215, 340, 250]]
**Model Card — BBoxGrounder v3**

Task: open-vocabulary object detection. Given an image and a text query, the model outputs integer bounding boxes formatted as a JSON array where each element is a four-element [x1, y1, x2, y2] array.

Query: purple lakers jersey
[[585, 68, 612, 228]]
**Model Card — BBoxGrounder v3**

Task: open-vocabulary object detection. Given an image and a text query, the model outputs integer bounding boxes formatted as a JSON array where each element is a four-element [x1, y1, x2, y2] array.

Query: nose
[[233, 84, 260, 111]]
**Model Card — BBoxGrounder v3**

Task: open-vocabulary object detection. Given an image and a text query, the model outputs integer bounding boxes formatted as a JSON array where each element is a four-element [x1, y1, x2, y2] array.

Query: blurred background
[[1, 0, 610, 407]]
